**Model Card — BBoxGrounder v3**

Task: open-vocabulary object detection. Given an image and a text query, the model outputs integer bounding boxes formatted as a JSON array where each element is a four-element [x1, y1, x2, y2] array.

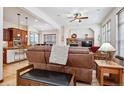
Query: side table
[[95, 60, 123, 86]]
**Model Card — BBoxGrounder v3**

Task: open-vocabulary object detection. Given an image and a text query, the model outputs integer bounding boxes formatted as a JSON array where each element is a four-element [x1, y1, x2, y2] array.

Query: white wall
[[63, 24, 100, 46], [90, 24, 101, 46], [101, 7, 122, 52], [68, 28, 94, 39], [0, 7, 3, 81], [3, 21, 26, 30]]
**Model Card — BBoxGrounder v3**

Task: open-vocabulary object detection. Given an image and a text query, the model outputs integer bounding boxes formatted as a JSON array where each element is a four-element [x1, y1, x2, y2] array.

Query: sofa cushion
[[44, 46, 52, 52], [64, 66, 92, 84], [68, 54, 93, 69], [69, 47, 89, 54], [46, 63, 65, 72], [30, 62, 47, 69], [28, 46, 45, 51], [26, 51, 46, 63]]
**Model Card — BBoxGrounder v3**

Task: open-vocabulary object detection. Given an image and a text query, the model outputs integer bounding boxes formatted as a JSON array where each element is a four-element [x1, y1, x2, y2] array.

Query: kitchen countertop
[[3, 47, 28, 50]]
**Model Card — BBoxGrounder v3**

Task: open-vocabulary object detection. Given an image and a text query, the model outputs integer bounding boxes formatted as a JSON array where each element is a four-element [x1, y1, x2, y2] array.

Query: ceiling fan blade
[[80, 17, 88, 19], [70, 19, 76, 22], [79, 19, 82, 23], [74, 13, 78, 18]]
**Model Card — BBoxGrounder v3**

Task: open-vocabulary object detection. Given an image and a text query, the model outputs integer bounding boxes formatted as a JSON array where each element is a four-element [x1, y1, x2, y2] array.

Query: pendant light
[[25, 16, 28, 38], [17, 13, 21, 37]]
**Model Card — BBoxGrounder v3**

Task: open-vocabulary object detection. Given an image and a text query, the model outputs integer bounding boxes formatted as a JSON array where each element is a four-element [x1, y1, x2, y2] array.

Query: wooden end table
[[95, 60, 123, 86]]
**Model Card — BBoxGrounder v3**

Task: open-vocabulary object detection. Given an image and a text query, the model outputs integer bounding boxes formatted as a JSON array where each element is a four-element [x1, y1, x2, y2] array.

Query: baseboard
[[0, 79, 3, 83]]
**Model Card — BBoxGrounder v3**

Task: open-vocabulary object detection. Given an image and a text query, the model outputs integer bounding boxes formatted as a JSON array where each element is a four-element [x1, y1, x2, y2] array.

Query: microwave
[[13, 37, 22, 47]]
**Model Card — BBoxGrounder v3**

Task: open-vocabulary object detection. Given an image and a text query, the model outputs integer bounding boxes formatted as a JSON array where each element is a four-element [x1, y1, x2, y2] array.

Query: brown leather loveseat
[[26, 46, 94, 84]]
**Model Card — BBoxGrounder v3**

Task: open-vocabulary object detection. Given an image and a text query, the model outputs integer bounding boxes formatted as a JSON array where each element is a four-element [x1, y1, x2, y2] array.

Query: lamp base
[[106, 60, 111, 64]]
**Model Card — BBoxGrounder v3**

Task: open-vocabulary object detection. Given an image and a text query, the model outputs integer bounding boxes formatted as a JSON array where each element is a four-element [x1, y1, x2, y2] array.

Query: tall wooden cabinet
[[21, 30, 28, 47], [3, 29, 10, 41], [4, 28, 28, 47]]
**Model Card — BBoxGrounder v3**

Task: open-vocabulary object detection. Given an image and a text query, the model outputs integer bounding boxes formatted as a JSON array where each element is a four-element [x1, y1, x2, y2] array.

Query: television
[[82, 40, 93, 47]]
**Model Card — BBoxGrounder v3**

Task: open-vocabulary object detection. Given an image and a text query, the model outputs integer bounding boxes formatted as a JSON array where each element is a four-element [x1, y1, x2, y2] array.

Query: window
[[118, 8, 124, 57], [29, 32, 39, 45], [34, 33, 39, 44], [102, 25, 106, 43], [44, 34, 56, 45], [101, 20, 111, 43], [106, 20, 111, 43]]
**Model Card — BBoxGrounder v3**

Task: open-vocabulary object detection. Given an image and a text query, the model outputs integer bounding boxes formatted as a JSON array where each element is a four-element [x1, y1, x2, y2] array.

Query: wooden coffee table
[[95, 60, 123, 86]]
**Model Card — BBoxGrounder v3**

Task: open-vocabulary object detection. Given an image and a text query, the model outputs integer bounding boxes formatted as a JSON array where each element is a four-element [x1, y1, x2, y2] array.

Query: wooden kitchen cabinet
[[24, 31, 28, 46], [21, 29, 28, 47], [3, 29, 10, 41], [11, 28, 17, 39], [3, 48, 7, 64], [6, 28, 28, 47], [8, 28, 22, 40], [7, 49, 15, 63]]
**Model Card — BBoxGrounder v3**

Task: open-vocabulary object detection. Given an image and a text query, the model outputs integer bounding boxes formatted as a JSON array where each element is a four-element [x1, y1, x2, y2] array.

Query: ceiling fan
[[68, 13, 88, 23]]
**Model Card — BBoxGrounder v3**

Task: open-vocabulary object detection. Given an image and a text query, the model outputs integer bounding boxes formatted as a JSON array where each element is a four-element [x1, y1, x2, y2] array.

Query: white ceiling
[[3, 7, 115, 31], [3, 7, 54, 31], [38, 7, 114, 28]]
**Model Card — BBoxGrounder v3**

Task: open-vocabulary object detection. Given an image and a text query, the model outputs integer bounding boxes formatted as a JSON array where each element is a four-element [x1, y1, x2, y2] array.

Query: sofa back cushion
[[45, 52, 51, 63], [27, 46, 93, 69], [28, 46, 45, 51], [67, 53, 93, 69], [69, 47, 89, 54], [26, 51, 46, 63], [44, 47, 51, 64]]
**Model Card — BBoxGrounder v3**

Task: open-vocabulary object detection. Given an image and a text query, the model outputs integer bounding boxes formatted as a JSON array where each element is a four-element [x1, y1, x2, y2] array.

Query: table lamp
[[98, 43, 116, 63]]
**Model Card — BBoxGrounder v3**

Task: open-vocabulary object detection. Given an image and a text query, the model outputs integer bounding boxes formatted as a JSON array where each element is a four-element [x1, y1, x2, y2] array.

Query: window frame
[[29, 32, 39, 45], [43, 34, 56, 45], [101, 20, 111, 43]]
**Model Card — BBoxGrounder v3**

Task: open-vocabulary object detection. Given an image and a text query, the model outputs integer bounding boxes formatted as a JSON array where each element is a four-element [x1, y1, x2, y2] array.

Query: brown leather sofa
[[26, 46, 94, 84]]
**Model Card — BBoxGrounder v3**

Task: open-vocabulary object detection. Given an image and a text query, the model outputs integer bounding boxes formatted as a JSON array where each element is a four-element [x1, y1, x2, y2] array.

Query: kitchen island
[[3, 47, 27, 64]]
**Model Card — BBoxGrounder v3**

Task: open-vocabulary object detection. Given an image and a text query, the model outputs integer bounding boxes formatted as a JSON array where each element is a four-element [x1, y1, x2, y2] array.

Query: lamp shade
[[98, 43, 116, 52]]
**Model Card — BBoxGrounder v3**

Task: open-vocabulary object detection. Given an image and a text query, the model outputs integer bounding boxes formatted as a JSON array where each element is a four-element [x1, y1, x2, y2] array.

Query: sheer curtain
[[118, 8, 124, 57]]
